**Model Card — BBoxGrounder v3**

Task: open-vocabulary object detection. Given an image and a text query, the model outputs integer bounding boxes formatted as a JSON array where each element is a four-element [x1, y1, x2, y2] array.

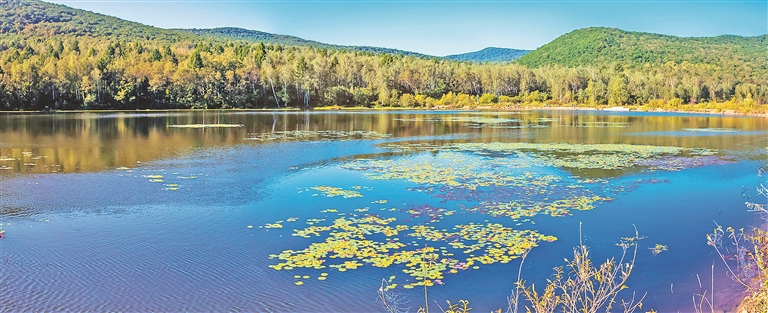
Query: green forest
[[0, 0, 766, 112]]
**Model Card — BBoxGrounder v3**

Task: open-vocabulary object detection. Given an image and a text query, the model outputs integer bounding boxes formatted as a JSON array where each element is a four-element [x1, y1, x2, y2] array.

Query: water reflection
[[0, 110, 765, 174], [0, 110, 764, 312]]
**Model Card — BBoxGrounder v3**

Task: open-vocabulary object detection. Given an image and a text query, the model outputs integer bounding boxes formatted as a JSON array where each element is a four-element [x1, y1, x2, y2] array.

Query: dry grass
[[698, 167, 768, 313], [508, 224, 645, 313]]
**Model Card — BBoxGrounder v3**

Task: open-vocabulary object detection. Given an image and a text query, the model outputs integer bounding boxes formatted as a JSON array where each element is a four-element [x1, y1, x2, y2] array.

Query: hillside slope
[[0, 0, 196, 41], [445, 47, 531, 63], [517, 27, 767, 70], [180, 27, 432, 57], [0, 1, 431, 57]]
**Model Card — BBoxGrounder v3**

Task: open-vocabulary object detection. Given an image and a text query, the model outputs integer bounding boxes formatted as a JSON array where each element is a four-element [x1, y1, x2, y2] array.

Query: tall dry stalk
[[698, 166, 768, 313], [377, 278, 410, 313], [509, 224, 646, 313]]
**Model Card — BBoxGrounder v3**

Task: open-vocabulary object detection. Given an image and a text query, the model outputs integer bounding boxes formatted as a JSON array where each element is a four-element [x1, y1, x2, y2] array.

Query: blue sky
[[47, 0, 767, 56]]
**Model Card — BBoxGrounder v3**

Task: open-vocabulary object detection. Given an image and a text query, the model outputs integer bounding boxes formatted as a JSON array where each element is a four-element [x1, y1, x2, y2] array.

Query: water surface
[[0, 110, 765, 312]]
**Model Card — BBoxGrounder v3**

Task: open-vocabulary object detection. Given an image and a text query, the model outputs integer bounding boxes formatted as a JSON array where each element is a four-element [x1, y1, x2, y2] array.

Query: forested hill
[[0, 0, 428, 58], [517, 27, 768, 70], [445, 47, 531, 63], [181, 28, 431, 58], [0, 0, 195, 41], [0, 0, 765, 112]]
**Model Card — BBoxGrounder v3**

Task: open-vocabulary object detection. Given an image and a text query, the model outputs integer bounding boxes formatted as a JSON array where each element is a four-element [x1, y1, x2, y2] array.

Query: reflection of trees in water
[[0, 204, 35, 218], [0, 111, 765, 174]]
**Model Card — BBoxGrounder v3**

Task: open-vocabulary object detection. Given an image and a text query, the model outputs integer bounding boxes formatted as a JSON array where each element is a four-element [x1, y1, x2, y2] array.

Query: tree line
[[0, 37, 766, 111]]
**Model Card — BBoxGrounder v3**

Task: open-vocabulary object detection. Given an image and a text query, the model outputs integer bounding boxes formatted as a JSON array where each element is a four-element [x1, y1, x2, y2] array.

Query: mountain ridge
[[3, 1, 765, 66], [445, 47, 531, 63], [179, 27, 432, 58]]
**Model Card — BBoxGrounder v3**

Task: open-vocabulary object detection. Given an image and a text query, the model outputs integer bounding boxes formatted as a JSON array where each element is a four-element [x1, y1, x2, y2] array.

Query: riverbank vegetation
[[0, 1, 766, 112], [703, 167, 768, 313]]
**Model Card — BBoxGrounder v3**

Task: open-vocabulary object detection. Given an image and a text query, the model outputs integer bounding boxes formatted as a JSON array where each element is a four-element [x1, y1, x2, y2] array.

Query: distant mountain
[[2, 0, 764, 73], [517, 27, 767, 70], [180, 27, 432, 58], [0, 1, 431, 57], [444, 47, 531, 63]]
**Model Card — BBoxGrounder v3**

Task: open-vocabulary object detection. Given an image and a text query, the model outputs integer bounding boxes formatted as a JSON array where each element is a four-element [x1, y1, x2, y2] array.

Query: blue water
[[0, 110, 765, 312]]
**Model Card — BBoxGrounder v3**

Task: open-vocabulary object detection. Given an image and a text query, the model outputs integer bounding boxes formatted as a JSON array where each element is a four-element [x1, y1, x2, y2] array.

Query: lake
[[0, 110, 766, 312]]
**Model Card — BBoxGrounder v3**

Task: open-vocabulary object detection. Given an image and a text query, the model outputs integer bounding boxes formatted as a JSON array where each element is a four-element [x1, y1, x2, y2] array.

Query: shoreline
[[474, 105, 768, 117], [0, 106, 766, 118]]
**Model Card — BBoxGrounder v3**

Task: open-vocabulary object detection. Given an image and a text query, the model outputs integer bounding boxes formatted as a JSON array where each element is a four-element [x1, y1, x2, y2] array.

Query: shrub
[[479, 93, 498, 105], [455, 94, 475, 108], [399, 93, 416, 107], [525, 91, 549, 103]]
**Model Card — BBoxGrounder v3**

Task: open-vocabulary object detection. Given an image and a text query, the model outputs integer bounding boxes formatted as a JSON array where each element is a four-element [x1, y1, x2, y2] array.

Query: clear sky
[[46, 0, 767, 56]]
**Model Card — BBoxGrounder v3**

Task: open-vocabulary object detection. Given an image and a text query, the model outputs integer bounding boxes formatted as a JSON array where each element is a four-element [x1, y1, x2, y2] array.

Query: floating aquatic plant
[[464, 195, 610, 220], [636, 155, 734, 171], [682, 128, 739, 133], [404, 204, 456, 223], [310, 186, 364, 198], [262, 139, 732, 292], [578, 121, 630, 128], [168, 124, 244, 128], [245, 130, 390, 142], [343, 152, 550, 189], [267, 214, 555, 289], [445, 116, 519, 125], [649, 243, 668, 255], [393, 117, 443, 122], [375, 142, 717, 171]]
